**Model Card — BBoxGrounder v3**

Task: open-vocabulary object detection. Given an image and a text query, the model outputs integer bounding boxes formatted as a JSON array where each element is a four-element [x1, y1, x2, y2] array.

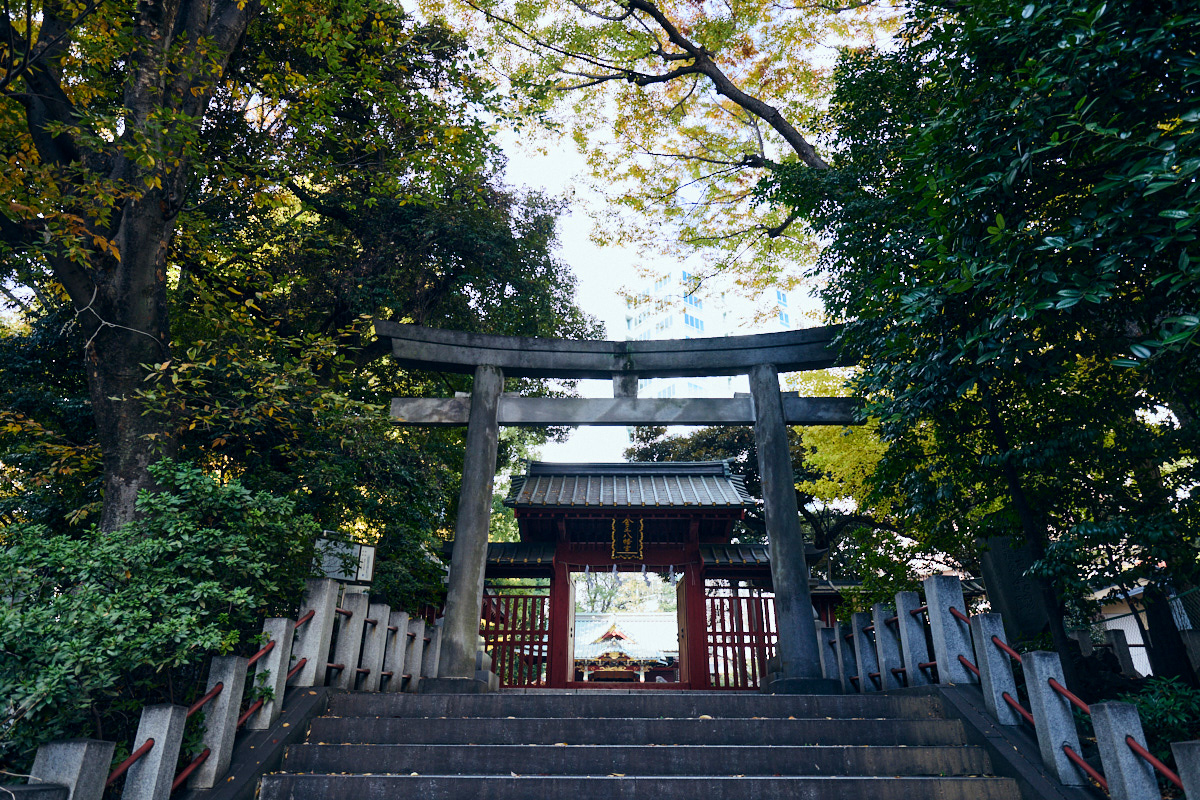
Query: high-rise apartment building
[[624, 270, 799, 399]]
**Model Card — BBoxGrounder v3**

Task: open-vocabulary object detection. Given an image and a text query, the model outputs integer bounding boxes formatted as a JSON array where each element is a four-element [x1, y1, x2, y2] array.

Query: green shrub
[[1119, 676, 1200, 767], [0, 460, 318, 769]]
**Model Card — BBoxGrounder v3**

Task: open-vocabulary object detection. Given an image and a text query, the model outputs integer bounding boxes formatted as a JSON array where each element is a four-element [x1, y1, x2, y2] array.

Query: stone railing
[[14, 578, 447, 800], [823, 574, 1200, 800]]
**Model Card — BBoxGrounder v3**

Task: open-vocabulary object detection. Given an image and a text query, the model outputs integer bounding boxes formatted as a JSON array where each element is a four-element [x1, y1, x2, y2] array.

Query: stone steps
[[261, 774, 1021, 800], [285, 742, 995, 776], [327, 690, 944, 719], [307, 715, 971, 746], [260, 691, 1023, 800]]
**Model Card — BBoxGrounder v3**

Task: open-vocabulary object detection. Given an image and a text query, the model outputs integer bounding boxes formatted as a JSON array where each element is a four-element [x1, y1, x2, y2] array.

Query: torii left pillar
[[431, 364, 504, 688]]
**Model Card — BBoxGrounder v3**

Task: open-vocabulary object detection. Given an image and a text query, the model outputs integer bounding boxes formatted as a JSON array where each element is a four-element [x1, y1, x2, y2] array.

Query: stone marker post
[[188, 655, 248, 789], [1091, 702, 1159, 800], [382, 610, 410, 692], [123, 704, 187, 800], [872, 604, 905, 690], [749, 363, 822, 683], [359, 602, 391, 692], [1023, 651, 1087, 786], [249, 618, 293, 729], [30, 740, 115, 800], [970, 613, 1019, 725], [438, 364, 504, 683], [851, 611, 879, 692], [894, 590, 932, 687], [1170, 740, 1200, 800]]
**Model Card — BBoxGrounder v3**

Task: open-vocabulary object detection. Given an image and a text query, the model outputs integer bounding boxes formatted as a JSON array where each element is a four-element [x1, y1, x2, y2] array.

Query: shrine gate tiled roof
[[505, 461, 755, 510]]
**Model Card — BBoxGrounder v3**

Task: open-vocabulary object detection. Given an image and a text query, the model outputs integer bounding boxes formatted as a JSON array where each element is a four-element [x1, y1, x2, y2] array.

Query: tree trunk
[[984, 398, 1080, 687], [1142, 583, 1198, 686]]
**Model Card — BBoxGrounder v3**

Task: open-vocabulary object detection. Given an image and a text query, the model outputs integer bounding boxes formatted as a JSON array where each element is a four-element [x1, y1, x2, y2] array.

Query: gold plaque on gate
[[612, 517, 644, 560]]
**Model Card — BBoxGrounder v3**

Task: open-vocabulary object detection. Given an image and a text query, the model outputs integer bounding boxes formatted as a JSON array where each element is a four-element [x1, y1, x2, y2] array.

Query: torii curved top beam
[[372, 320, 848, 379]]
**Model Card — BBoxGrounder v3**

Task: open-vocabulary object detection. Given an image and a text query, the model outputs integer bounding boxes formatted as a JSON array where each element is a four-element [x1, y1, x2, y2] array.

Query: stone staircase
[[259, 690, 1022, 799]]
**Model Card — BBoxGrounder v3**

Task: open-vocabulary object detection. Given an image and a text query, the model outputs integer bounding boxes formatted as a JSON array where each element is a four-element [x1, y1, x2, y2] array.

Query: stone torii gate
[[375, 320, 857, 692]]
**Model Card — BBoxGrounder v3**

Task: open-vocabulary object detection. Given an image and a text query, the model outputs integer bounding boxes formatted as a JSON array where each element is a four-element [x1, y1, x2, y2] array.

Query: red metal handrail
[[171, 748, 210, 791], [1048, 678, 1090, 715], [186, 682, 224, 718], [884, 615, 899, 626], [1126, 735, 1185, 790], [387, 625, 398, 632], [918, 660, 937, 671], [949, 606, 970, 624], [356, 667, 370, 675], [364, 617, 378, 625], [891, 667, 907, 675], [1003, 692, 1036, 726], [247, 638, 276, 667], [407, 631, 416, 639], [335, 607, 353, 618], [286, 657, 308, 681], [991, 635, 1023, 663], [863, 624, 876, 633], [910, 605, 928, 617], [327, 662, 346, 671], [1063, 744, 1108, 791], [236, 699, 263, 729], [843, 632, 855, 642], [106, 738, 155, 786], [294, 609, 315, 628], [958, 654, 980, 677]]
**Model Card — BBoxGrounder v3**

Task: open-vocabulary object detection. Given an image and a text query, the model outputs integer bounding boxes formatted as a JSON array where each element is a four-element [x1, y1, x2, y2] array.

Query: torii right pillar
[[749, 363, 833, 692]]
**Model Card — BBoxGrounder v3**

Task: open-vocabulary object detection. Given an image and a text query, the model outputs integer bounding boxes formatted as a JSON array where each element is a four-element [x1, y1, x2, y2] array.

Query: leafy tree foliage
[[423, 0, 896, 287], [765, 0, 1200, 679]]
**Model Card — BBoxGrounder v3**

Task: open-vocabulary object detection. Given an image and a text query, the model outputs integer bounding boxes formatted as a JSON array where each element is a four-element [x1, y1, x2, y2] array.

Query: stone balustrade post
[[382, 610, 411, 692], [894, 591, 932, 687], [291, 578, 339, 687], [1023, 651, 1086, 786], [188, 656, 248, 789], [358, 602, 391, 692], [818, 626, 840, 683], [403, 617, 426, 692], [850, 611, 879, 693], [30, 740, 115, 800], [923, 575, 977, 685], [330, 591, 369, 690], [969, 613, 1019, 725], [872, 604, 904, 690], [1104, 629, 1138, 677], [834, 621, 858, 694], [1091, 702, 1159, 800], [422, 617, 444, 680], [1170, 741, 1200, 800], [248, 618, 293, 729], [123, 704, 188, 800]]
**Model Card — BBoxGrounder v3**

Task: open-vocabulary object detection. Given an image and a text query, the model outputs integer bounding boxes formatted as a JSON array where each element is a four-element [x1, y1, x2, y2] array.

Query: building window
[[778, 311, 789, 326], [776, 290, 788, 306], [658, 384, 676, 398], [684, 313, 704, 331], [684, 294, 702, 309]]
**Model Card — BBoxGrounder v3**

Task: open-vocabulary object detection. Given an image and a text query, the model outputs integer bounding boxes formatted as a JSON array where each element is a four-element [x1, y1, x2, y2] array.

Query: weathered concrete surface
[[851, 611, 880, 693], [872, 604, 905, 690], [358, 602, 391, 692], [287, 743, 994, 776], [376, 320, 848, 379], [327, 691, 944, 719], [390, 396, 860, 427], [329, 591, 368, 690], [124, 704, 187, 800], [29, 739, 114, 800], [438, 364, 504, 679], [750, 363, 821, 680], [263, 773, 1017, 800], [924, 575, 978, 686], [291, 578, 339, 687], [189, 656, 248, 789], [1022, 652, 1086, 786], [249, 618, 293, 729], [177, 687, 329, 800], [895, 591, 932, 687], [306, 715, 969, 746], [1171, 740, 1200, 800], [970, 614, 1020, 726], [1091, 702, 1158, 800]]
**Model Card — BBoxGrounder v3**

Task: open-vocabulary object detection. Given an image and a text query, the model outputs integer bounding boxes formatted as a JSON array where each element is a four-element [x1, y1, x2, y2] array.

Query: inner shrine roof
[[505, 461, 755, 510]]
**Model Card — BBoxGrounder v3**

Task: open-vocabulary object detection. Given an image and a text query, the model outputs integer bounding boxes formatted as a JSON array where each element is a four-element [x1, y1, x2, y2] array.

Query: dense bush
[[1120, 676, 1200, 768], [0, 460, 318, 769]]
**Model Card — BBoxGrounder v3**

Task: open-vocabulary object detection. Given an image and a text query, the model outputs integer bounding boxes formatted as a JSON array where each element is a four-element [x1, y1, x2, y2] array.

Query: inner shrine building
[[477, 460, 835, 690]]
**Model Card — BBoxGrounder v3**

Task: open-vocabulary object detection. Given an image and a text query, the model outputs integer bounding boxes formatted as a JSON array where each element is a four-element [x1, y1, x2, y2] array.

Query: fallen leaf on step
[[609, 773, 625, 777], [554, 742, 569, 746], [510, 772, 520, 777], [698, 715, 713, 720], [410, 772, 419, 776]]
